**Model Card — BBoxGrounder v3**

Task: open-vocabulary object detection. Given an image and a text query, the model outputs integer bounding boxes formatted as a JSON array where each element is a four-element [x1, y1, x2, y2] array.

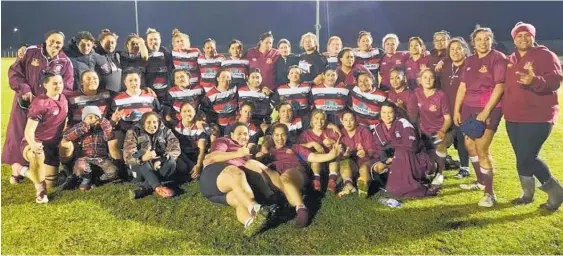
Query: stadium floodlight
[[13, 27, 18, 32], [134, 0, 139, 35], [315, 0, 321, 44]]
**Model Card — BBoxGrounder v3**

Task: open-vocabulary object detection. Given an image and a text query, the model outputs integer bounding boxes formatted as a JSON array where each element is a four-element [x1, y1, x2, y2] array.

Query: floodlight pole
[[135, 0, 139, 35], [315, 0, 321, 44]]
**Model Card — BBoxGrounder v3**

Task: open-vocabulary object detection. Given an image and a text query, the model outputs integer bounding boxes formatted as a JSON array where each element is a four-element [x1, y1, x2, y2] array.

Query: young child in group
[[62, 106, 119, 191]]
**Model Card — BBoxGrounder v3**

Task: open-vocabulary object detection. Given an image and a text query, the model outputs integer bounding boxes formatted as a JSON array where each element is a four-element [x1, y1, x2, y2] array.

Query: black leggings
[[506, 122, 554, 183], [451, 126, 469, 167], [176, 152, 197, 183], [133, 159, 177, 189]]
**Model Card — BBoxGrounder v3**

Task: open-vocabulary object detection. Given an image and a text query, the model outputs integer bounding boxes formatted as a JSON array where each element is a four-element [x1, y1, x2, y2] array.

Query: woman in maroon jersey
[[258, 123, 341, 227], [335, 47, 370, 86], [414, 69, 452, 187], [405, 37, 430, 90], [21, 73, 68, 203], [297, 109, 341, 193], [380, 34, 409, 90], [454, 26, 508, 207], [245, 31, 280, 90], [503, 22, 563, 211], [199, 122, 274, 237], [388, 67, 418, 123], [438, 37, 472, 180], [338, 110, 376, 197]]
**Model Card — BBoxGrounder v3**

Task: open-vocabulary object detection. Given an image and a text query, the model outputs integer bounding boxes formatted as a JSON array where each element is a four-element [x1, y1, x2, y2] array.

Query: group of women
[[3, 21, 562, 236]]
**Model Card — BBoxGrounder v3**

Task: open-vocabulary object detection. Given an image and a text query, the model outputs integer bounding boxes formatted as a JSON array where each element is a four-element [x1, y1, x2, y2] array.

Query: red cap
[[511, 22, 536, 39]]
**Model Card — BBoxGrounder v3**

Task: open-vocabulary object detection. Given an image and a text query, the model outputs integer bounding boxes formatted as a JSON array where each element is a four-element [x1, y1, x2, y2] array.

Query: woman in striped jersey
[[237, 69, 273, 128], [405, 37, 430, 90], [323, 36, 343, 69], [347, 70, 388, 132], [353, 31, 385, 87], [272, 65, 313, 125], [198, 38, 225, 92], [171, 29, 200, 86], [201, 69, 238, 137], [267, 102, 307, 147], [145, 28, 174, 102], [222, 39, 249, 87], [173, 103, 209, 182], [311, 69, 349, 126], [162, 69, 204, 127]]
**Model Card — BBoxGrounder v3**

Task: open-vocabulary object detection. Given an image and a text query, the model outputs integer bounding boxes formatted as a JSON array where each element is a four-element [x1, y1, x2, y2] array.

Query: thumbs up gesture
[[516, 65, 535, 86]]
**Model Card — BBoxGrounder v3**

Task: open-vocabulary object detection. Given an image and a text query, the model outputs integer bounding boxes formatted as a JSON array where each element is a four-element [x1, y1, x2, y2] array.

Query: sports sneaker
[[154, 186, 174, 198], [244, 206, 271, 237], [460, 182, 485, 191], [445, 155, 461, 170], [357, 179, 369, 198], [129, 186, 153, 200], [313, 179, 321, 192], [59, 175, 78, 190], [10, 174, 24, 185], [35, 190, 49, 204], [478, 193, 496, 207], [431, 173, 444, 186], [327, 177, 337, 193], [79, 177, 92, 191], [295, 207, 309, 228], [454, 169, 470, 179], [338, 182, 357, 197]]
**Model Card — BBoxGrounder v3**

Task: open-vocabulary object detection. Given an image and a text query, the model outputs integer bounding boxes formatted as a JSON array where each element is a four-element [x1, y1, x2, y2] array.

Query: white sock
[[329, 172, 338, 177], [460, 166, 469, 171], [244, 217, 254, 228], [19, 166, 29, 177], [469, 156, 479, 163], [296, 204, 306, 212], [435, 151, 447, 158], [248, 202, 261, 215]]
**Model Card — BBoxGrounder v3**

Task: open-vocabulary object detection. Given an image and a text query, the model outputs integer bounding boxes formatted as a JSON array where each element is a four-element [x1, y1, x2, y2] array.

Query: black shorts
[[199, 163, 229, 205], [21, 139, 60, 167]]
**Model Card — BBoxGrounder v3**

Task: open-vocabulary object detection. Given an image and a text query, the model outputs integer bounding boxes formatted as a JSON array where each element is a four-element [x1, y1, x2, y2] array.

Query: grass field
[[1, 58, 562, 254]]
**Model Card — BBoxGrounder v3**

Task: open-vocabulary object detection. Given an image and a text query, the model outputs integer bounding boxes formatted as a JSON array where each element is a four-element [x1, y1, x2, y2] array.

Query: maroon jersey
[[341, 125, 376, 156], [245, 47, 281, 90], [26, 94, 68, 142], [388, 88, 418, 122], [202, 86, 238, 126], [438, 58, 464, 117], [414, 87, 450, 135], [429, 49, 448, 71], [66, 90, 112, 125], [379, 51, 409, 86], [208, 137, 249, 167], [198, 54, 225, 92], [347, 86, 388, 131], [268, 145, 311, 173], [297, 128, 340, 152], [171, 48, 201, 85], [336, 64, 370, 87], [503, 46, 562, 123], [405, 55, 430, 89], [460, 50, 508, 108], [222, 57, 249, 86], [163, 84, 204, 121]]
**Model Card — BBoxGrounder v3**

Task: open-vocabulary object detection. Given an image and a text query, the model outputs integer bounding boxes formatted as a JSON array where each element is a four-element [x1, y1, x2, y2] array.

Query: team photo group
[[3, 20, 562, 237]]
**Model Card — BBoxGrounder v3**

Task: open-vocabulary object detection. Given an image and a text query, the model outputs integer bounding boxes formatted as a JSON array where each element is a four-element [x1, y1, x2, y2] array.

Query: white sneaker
[[337, 183, 357, 197], [478, 193, 496, 207], [460, 183, 485, 191], [431, 173, 444, 186], [35, 191, 49, 204]]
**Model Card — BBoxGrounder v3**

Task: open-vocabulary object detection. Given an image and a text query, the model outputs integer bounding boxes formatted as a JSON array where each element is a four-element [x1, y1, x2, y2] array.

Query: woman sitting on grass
[[297, 109, 341, 194], [124, 112, 180, 199], [173, 103, 209, 182], [199, 122, 273, 237], [224, 102, 264, 153], [338, 110, 377, 197], [371, 101, 438, 198], [258, 123, 342, 228], [21, 73, 68, 203]]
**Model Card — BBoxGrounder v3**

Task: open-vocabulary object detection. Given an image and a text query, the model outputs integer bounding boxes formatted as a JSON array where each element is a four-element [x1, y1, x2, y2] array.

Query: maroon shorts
[[21, 139, 60, 167], [461, 105, 503, 132]]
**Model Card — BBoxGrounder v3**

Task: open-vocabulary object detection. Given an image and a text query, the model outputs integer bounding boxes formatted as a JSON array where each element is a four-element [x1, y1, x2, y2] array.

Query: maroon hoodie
[[503, 46, 562, 123]]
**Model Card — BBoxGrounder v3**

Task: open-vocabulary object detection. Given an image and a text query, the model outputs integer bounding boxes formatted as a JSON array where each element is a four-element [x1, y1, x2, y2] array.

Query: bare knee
[[223, 166, 246, 182]]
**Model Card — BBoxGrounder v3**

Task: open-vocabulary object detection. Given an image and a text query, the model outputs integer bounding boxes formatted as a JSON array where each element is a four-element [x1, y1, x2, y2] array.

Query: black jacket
[[63, 37, 110, 90], [274, 54, 300, 87], [94, 45, 123, 93], [297, 51, 328, 83]]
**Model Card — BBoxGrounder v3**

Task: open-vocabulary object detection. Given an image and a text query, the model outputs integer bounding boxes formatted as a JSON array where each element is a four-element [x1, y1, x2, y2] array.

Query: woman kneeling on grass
[[297, 109, 341, 194], [371, 101, 438, 198], [200, 122, 273, 237], [21, 72, 68, 203], [124, 112, 180, 199]]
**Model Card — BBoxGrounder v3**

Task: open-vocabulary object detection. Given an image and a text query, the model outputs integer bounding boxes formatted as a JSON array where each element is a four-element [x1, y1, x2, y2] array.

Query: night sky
[[2, 1, 563, 52]]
